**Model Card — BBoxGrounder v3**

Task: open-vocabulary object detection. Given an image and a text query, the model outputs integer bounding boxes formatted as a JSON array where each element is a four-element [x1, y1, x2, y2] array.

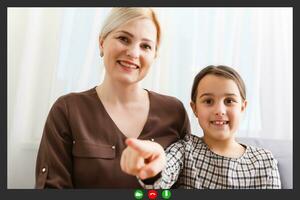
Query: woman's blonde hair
[[99, 7, 161, 52]]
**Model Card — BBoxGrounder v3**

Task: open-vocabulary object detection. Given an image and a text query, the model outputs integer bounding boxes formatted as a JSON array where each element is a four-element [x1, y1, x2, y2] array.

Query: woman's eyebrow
[[115, 30, 133, 37], [115, 30, 155, 43]]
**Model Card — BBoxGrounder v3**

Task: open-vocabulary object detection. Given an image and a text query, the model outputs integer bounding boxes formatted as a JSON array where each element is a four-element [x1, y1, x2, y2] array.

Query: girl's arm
[[147, 140, 185, 189], [267, 155, 282, 189]]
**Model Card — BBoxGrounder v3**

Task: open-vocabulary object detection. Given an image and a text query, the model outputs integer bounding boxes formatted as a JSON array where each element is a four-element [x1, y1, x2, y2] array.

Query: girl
[[120, 65, 281, 189]]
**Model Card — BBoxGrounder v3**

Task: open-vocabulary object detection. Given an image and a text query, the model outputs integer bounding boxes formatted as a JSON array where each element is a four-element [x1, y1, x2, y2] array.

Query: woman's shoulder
[[50, 87, 98, 113], [55, 87, 97, 103]]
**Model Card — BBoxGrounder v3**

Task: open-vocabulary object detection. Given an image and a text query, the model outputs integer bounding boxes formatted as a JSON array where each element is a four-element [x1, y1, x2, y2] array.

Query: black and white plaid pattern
[[140, 134, 281, 189]]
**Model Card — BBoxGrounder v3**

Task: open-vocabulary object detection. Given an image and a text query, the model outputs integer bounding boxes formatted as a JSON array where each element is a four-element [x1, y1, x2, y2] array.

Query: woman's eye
[[141, 44, 152, 50], [117, 36, 129, 43]]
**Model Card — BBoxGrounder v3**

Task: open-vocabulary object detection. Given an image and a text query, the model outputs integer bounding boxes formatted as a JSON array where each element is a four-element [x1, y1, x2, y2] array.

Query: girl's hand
[[120, 138, 166, 180]]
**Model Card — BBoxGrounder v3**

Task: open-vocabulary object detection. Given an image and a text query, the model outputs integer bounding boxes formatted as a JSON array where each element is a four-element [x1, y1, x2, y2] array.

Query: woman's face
[[100, 18, 157, 85], [191, 75, 247, 142]]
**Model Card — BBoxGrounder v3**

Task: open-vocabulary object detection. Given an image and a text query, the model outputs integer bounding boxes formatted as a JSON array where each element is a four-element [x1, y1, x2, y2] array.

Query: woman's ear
[[241, 100, 248, 112], [99, 36, 104, 57], [154, 47, 159, 58], [190, 101, 198, 117]]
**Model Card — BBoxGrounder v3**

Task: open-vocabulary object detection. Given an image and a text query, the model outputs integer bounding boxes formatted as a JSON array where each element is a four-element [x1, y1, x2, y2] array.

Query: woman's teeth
[[118, 61, 138, 69]]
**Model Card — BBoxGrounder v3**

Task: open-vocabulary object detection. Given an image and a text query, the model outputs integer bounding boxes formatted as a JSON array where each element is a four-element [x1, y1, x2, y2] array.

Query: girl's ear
[[241, 100, 248, 112], [190, 101, 198, 117]]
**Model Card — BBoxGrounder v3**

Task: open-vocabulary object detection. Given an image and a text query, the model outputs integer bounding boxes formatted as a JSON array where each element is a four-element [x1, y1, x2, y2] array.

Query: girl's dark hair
[[191, 65, 246, 103]]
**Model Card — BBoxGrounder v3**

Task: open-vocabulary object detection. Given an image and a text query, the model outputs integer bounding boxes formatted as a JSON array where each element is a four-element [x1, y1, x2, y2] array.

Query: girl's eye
[[225, 98, 236, 105], [203, 99, 213, 105]]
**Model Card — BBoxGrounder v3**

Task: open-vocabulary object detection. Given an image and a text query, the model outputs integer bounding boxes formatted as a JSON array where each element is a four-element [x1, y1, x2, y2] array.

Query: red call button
[[148, 190, 158, 199]]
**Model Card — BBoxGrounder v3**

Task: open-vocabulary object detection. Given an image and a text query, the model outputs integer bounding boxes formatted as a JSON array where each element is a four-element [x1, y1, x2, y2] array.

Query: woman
[[35, 8, 190, 188]]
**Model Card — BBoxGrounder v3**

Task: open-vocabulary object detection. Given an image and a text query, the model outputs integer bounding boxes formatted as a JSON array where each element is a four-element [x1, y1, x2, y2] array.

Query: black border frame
[[1, 0, 297, 200]]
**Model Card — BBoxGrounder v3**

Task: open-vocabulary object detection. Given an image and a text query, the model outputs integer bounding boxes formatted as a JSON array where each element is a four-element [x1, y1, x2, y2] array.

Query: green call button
[[161, 189, 171, 199], [134, 189, 144, 199]]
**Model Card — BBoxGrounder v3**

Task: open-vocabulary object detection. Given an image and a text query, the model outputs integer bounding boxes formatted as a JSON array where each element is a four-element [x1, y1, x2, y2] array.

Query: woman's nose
[[126, 45, 139, 58]]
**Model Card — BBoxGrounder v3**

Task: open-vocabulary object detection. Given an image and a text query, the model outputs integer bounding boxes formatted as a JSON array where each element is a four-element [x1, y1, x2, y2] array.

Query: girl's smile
[[191, 74, 247, 142]]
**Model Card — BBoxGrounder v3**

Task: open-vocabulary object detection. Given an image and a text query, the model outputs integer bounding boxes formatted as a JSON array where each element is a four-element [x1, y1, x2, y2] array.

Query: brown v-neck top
[[35, 87, 191, 188]]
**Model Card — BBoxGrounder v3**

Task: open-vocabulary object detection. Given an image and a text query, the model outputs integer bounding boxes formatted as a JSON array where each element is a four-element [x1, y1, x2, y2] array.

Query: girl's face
[[191, 74, 247, 142], [99, 18, 157, 85]]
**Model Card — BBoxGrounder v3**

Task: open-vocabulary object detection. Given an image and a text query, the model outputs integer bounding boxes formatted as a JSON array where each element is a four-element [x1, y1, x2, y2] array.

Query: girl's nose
[[215, 103, 226, 116], [215, 112, 225, 116]]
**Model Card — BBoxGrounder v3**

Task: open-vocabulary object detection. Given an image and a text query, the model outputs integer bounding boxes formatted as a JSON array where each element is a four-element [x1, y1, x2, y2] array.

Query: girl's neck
[[97, 76, 146, 105], [203, 135, 245, 158]]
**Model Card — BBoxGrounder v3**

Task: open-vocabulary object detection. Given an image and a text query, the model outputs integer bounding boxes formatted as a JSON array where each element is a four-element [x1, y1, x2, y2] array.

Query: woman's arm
[[35, 96, 74, 188], [120, 138, 166, 180], [121, 138, 186, 189]]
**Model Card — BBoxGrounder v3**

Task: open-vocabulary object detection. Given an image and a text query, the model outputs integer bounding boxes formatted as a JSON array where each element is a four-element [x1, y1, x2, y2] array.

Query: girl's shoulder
[[181, 134, 206, 152], [188, 134, 204, 144], [243, 145, 278, 166]]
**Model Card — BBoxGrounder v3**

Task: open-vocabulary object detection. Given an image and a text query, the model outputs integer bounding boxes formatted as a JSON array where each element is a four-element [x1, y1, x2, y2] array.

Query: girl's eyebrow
[[199, 93, 238, 98], [115, 30, 155, 43], [199, 93, 213, 98], [224, 93, 238, 97]]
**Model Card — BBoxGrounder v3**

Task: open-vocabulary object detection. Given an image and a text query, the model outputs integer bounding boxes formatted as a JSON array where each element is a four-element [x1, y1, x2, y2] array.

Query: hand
[[120, 138, 166, 180]]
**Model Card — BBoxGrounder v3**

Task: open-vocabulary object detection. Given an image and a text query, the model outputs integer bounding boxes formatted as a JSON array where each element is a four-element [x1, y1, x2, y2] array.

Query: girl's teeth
[[213, 121, 228, 125]]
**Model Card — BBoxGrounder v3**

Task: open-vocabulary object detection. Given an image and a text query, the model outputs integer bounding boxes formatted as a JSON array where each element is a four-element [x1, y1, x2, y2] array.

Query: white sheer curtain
[[7, 7, 292, 188]]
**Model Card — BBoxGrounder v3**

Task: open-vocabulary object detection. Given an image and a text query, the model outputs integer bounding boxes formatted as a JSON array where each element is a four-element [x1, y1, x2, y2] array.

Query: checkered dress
[[140, 134, 281, 189]]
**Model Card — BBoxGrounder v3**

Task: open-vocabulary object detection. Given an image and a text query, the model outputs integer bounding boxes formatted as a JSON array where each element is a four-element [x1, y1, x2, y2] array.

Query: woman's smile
[[117, 60, 139, 70]]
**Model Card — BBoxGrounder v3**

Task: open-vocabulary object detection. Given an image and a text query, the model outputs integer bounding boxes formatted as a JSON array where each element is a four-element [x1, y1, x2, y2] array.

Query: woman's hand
[[120, 138, 166, 180]]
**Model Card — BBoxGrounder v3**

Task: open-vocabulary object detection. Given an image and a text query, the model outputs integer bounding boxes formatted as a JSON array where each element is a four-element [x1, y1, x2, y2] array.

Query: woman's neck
[[97, 76, 146, 105], [203, 135, 245, 158]]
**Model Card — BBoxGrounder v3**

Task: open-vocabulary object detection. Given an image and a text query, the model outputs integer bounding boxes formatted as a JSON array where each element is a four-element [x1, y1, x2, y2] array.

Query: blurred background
[[7, 7, 292, 188]]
